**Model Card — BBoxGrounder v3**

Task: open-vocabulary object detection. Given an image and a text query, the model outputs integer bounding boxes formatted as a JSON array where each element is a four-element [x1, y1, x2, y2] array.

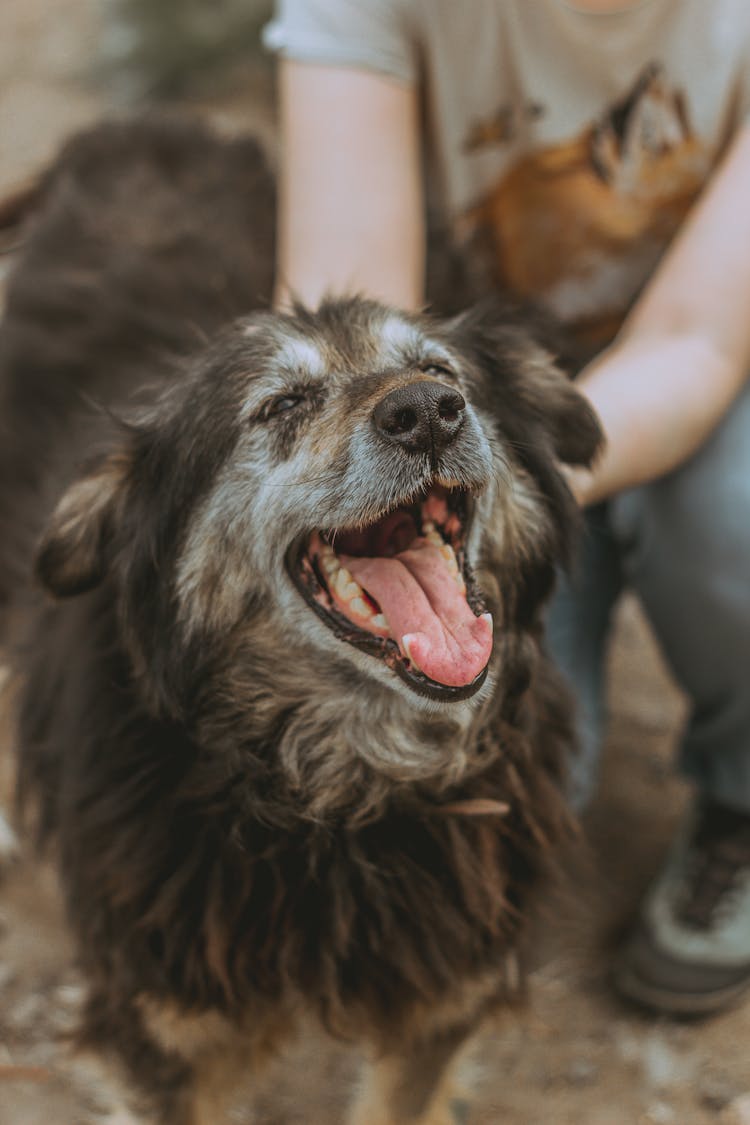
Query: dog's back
[[0, 117, 274, 616]]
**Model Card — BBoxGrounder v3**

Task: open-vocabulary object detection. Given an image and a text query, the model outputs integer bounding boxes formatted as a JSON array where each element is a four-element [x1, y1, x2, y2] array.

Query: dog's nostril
[[389, 407, 419, 435], [437, 392, 465, 423], [373, 382, 467, 456]]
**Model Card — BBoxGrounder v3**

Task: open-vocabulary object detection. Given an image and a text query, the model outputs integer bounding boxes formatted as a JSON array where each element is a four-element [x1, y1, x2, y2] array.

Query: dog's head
[[35, 298, 601, 739]]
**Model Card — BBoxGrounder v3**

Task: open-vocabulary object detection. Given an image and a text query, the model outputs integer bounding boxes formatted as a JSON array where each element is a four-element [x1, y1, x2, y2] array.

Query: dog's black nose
[[372, 382, 466, 456]]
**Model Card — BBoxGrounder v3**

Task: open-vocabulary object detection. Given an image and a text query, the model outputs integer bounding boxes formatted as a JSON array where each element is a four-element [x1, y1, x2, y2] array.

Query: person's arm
[[569, 125, 750, 506], [275, 59, 423, 310]]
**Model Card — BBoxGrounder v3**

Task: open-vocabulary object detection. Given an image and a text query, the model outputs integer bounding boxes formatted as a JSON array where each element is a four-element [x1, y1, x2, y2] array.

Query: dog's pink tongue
[[342, 542, 492, 687]]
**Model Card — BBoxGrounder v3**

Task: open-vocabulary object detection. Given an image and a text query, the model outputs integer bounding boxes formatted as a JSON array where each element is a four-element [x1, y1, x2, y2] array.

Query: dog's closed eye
[[420, 361, 456, 380], [260, 393, 305, 420]]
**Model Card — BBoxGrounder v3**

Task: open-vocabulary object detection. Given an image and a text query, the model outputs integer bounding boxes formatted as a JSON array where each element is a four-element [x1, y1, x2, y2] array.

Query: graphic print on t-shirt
[[463, 63, 712, 357]]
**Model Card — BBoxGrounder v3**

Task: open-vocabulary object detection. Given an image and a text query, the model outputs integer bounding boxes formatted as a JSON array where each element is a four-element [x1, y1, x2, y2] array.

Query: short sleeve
[[263, 0, 417, 85]]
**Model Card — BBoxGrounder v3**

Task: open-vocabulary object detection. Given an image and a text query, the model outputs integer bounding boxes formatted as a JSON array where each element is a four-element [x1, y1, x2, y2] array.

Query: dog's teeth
[[371, 613, 388, 630], [481, 612, 493, 629], [320, 554, 340, 576], [349, 596, 373, 619], [334, 567, 355, 597], [439, 542, 459, 574], [333, 566, 366, 603], [422, 519, 446, 547], [400, 633, 420, 670]]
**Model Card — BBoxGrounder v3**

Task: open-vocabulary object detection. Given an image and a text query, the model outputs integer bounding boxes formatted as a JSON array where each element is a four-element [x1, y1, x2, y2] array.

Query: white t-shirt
[[266, 0, 750, 351]]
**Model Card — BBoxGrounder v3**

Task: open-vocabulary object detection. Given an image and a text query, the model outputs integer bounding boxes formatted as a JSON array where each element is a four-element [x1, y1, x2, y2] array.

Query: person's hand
[[560, 461, 597, 507], [562, 125, 750, 506]]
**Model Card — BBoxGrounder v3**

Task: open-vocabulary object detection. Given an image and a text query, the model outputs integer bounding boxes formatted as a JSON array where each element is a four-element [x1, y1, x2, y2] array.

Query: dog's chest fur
[[22, 576, 566, 1045]]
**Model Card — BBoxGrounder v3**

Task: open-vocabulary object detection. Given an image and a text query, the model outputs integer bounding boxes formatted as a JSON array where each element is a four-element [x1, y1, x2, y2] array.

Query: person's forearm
[[275, 61, 424, 311], [566, 126, 750, 507], [568, 333, 747, 506]]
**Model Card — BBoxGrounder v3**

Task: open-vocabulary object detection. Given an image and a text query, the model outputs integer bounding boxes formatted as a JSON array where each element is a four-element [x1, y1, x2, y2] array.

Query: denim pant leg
[[609, 381, 750, 815], [546, 504, 625, 811]]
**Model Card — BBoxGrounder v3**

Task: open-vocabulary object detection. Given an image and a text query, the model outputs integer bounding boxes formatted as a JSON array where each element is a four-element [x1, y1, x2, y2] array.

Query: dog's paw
[[423, 1100, 469, 1125], [349, 1094, 470, 1125], [449, 1096, 471, 1125], [0, 811, 20, 868], [351, 1111, 463, 1125], [94, 1111, 149, 1125]]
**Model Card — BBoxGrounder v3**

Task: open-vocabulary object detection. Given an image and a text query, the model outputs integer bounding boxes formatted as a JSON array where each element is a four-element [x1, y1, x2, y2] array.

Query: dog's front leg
[[0, 810, 20, 867], [133, 997, 290, 1125], [349, 1022, 474, 1125], [186, 1045, 251, 1125]]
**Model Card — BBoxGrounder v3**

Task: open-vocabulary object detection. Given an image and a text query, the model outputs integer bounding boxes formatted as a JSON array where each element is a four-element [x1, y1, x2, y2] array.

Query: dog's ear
[[444, 306, 604, 468], [36, 451, 129, 597], [517, 349, 604, 468]]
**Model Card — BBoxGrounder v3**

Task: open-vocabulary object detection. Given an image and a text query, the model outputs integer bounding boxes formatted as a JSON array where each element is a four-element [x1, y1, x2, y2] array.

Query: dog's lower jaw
[[273, 573, 498, 708]]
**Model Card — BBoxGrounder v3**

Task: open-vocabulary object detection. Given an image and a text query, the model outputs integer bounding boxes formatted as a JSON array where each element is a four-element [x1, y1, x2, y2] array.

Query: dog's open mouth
[[290, 485, 493, 701]]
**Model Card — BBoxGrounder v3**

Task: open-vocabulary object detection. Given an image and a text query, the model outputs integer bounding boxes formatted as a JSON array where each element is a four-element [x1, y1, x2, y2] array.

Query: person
[[263, 0, 750, 1016]]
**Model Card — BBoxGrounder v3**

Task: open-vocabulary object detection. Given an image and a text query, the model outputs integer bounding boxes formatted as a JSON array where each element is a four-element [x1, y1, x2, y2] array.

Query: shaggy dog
[[0, 119, 602, 1124]]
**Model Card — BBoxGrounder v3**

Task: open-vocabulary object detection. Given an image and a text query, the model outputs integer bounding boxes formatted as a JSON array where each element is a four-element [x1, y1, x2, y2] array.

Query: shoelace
[[676, 802, 750, 930]]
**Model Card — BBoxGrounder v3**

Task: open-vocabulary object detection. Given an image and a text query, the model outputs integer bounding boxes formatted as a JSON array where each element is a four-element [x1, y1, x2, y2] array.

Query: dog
[[0, 118, 602, 1124]]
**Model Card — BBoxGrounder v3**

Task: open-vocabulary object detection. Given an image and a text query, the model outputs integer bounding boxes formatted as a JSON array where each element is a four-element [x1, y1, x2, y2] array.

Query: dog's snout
[[372, 382, 466, 456]]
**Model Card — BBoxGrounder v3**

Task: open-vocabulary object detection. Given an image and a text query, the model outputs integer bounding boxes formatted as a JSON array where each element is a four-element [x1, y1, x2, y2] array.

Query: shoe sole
[[612, 961, 750, 1018]]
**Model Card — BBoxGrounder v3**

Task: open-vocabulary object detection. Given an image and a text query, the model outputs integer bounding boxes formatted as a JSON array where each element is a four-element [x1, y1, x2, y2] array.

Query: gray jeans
[[547, 381, 750, 814]]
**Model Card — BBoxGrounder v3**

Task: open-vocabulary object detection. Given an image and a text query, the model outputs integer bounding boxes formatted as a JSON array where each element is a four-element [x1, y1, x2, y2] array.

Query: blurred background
[[0, 0, 276, 204], [0, 3, 748, 1123]]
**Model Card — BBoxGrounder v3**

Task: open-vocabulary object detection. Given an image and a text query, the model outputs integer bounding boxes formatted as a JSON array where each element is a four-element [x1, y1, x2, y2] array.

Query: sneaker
[[613, 797, 750, 1016]]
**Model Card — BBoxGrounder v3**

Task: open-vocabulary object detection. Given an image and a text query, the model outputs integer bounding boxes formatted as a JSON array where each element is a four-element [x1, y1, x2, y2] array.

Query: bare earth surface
[[1, 4, 749, 1123]]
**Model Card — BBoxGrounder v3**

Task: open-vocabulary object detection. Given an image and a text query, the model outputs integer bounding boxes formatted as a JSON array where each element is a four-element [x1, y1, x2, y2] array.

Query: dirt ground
[[1, 3, 749, 1123]]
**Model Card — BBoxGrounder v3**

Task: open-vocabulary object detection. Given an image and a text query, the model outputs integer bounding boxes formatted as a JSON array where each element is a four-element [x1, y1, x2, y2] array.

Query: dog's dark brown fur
[[0, 119, 602, 1124]]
